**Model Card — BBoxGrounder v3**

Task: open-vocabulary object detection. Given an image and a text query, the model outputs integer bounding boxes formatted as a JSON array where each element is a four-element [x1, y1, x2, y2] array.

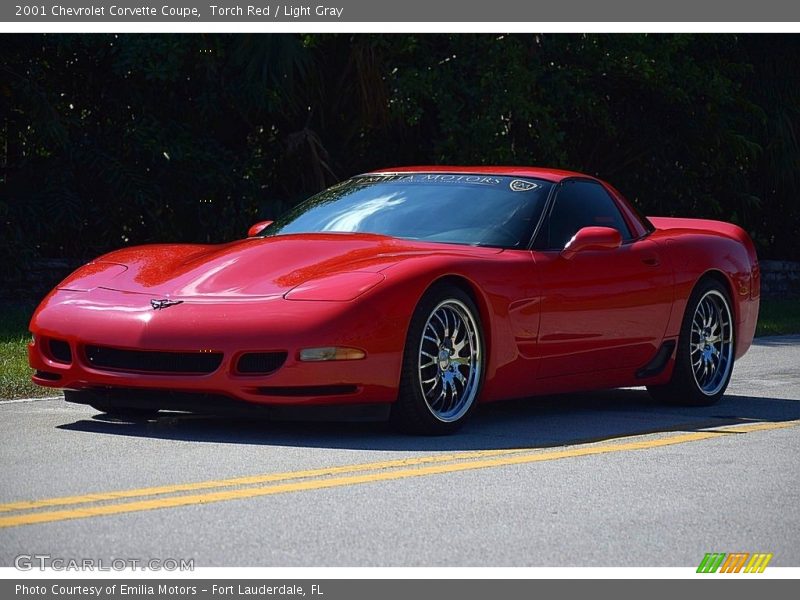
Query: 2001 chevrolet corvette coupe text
[[29, 167, 760, 434]]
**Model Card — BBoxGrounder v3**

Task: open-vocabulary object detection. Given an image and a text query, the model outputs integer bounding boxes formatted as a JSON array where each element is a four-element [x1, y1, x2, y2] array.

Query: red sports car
[[29, 167, 760, 434]]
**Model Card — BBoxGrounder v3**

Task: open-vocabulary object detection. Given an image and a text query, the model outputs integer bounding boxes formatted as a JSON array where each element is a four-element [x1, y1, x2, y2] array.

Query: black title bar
[[4, 0, 800, 22]]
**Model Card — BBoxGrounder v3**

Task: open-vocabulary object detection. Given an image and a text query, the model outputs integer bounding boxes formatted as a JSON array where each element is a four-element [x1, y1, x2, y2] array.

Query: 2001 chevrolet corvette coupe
[[29, 167, 760, 434]]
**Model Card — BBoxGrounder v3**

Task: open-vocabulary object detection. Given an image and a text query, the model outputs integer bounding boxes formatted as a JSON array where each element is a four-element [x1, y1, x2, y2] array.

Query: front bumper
[[29, 289, 403, 407]]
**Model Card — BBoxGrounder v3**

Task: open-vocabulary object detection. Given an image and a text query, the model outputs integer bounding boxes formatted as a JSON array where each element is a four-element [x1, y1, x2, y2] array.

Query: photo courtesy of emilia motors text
[[1, 0, 800, 597]]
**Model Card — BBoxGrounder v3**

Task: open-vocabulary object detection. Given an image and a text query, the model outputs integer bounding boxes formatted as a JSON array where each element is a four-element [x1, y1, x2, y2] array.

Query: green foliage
[[379, 34, 765, 222], [0, 303, 52, 399], [1, 33, 799, 286], [755, 298, 800, 337]]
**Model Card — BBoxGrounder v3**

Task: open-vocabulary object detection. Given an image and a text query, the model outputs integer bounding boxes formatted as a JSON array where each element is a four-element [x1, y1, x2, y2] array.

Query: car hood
[[70, 233, 502, 299]]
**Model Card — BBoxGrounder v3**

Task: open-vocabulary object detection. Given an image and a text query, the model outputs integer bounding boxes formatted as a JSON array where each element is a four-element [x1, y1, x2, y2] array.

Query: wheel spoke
[[450, 308, 461, 341], [432, 383, 446, 407], [422, 374, 440, 386], [425, 322, 441, 345], [433, 312, 447, 336], [448, 379, 459, 409], [693, 310, 704, 330]]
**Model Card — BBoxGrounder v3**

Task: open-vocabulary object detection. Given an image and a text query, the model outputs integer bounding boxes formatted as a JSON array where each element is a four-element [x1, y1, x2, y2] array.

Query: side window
[[534, 180, 632, 250]]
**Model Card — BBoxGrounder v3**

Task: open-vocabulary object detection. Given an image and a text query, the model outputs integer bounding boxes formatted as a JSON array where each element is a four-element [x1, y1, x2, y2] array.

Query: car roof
[[364, 165, 591, 183]]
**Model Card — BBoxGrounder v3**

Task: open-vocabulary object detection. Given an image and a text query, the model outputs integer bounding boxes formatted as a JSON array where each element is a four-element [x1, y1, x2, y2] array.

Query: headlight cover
[[284, 272, 385, 301]]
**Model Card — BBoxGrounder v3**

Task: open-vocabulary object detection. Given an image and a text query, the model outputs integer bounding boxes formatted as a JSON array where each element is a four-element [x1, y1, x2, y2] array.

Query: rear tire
[[647, 278, 735, 406], [391, 284, 485, 435]]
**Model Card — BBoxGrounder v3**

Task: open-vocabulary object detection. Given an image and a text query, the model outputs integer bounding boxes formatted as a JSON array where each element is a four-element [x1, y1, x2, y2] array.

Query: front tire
[[392, 284, 485, 435], [648, 278, 735, 406]]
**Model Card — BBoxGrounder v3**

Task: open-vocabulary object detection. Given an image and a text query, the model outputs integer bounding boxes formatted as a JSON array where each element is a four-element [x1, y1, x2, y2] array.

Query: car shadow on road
[[56, 388, 800, 452], [750, 334, 800, 348]]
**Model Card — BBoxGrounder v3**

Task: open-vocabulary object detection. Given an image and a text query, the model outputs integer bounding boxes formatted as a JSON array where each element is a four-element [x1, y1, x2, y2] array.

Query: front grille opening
[[84, 345, 223, 375], [48, 339, 72, 364], [35, 370, 62, 381], [236, 352, 288, 375]]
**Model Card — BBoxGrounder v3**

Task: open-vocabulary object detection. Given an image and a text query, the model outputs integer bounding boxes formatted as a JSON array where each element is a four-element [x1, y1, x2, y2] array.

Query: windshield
[[265, 173, 553, 248]]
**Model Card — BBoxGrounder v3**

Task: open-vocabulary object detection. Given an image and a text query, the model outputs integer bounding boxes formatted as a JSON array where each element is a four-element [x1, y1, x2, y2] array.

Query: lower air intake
[[48, 339, 72, 364], [84, 345, 222, 374], [236, 352, 288, 375]]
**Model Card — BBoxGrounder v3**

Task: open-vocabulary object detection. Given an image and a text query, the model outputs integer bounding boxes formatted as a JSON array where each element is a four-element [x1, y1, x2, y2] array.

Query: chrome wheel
[[417, 299, 482, 423], [690, 289, 734, 396]]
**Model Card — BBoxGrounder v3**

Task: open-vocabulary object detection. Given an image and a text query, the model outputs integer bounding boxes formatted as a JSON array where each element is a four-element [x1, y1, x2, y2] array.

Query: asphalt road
[[1, 336, 799, 568]]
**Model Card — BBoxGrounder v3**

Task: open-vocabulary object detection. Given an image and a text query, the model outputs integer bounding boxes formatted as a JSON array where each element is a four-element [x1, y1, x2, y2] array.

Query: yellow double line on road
[[1, 420, 797, 529]]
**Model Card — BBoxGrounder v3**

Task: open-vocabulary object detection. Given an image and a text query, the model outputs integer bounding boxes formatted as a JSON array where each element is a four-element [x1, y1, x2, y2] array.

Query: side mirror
[[561, 226, 622, 259], [247, 220, 273, 238]]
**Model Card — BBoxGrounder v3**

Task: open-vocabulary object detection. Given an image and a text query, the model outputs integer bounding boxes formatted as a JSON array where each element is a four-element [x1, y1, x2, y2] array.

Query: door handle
[[642, 255, 660, 267]]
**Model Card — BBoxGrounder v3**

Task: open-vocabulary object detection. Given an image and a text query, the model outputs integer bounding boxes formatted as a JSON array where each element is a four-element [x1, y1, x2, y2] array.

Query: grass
[[0, 302, 53, 400], [1, 297, 799, 401], [755, 297, 800, 337]]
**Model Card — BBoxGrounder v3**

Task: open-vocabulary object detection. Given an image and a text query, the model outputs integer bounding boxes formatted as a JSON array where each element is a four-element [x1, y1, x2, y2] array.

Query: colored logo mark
[[697, 553, 773, 573]]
